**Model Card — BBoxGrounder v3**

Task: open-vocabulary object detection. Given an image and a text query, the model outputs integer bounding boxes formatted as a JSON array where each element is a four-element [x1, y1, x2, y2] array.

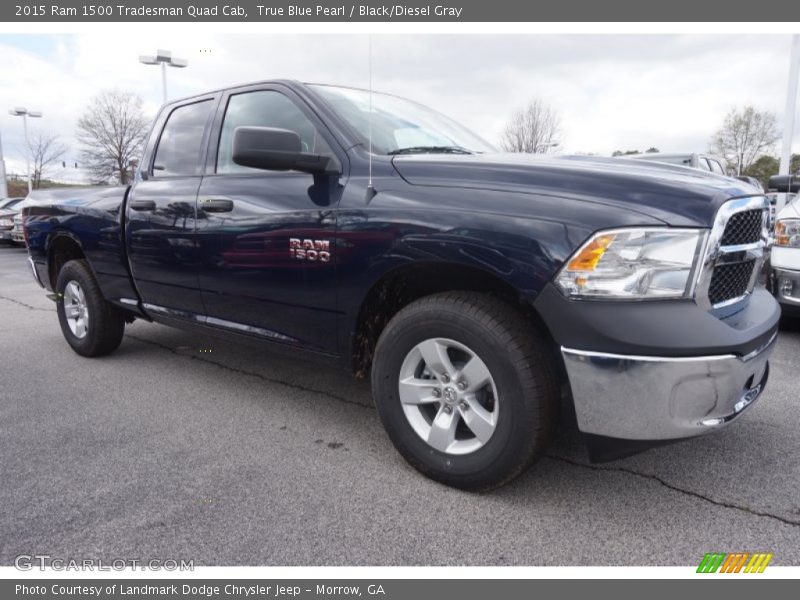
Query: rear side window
[[152, 100, 213, 177], [216, 90, 332, 174]]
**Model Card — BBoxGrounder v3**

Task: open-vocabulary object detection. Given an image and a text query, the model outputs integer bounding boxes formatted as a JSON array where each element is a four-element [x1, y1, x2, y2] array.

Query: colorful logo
[[697, 552, 773, 573]]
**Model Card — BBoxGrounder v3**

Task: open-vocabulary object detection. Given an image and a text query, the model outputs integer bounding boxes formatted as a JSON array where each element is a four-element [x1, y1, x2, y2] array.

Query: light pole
[[138, 49, 188, 105], [778, 34, 800, 212], [0, 130, 8, 199], [8, 107, 43, 195]]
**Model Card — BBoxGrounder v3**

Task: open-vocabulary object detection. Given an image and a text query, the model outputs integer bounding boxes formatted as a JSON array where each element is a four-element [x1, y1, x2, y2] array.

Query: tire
[[55, 259, 125, 357], [371, 292, 558, 490]]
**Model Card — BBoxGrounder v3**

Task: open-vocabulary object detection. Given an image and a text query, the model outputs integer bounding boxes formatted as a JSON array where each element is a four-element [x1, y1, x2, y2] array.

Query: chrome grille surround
[[695, 196, 770, 311]]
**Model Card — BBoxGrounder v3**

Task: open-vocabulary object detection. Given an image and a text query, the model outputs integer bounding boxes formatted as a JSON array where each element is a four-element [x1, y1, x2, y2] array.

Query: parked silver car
[[0, 197, 25, 244], [627, 152, 765, 195], [0, 197, 25, 210], [10, 213, 24, 244], [627, 151, 729, 174]]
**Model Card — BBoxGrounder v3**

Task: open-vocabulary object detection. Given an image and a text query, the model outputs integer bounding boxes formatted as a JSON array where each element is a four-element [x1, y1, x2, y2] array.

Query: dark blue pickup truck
[[23, 80, 779, 489]]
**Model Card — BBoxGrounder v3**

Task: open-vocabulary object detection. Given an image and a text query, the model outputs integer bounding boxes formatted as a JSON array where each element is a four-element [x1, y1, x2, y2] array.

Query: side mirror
[[232, 126, 338, 175], [768, 175, 800, 193]]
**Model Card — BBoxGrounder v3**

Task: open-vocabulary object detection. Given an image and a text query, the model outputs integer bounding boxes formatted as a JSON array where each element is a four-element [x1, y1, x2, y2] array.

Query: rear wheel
[[371, 292, 558, 490], [56, 259, 125, 357]]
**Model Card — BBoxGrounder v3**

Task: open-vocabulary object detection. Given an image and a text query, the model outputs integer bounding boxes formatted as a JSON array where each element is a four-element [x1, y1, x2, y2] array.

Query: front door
[[196, 86, 347, 353], [126, 97, 216, 316]]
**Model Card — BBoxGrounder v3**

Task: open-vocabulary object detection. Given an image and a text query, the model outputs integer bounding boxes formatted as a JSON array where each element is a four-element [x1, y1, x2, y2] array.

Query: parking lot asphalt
[[1, 244, 799, 566]]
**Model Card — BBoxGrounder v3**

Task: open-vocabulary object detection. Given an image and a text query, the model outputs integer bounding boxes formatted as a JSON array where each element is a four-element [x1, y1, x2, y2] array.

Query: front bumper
[[561, 334, 775, 441], [533, 283, 780, 444], [773, 267, 800, 313]]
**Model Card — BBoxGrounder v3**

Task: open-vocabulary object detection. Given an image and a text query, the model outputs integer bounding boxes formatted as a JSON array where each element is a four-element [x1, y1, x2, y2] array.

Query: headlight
[[555, 228, 705, 299], [0, 218, 13, 227], [775, 219, 800, 248]]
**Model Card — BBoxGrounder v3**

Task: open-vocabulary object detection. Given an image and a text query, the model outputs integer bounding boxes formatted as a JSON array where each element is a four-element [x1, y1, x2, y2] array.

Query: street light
[[138, 49, 188, 105], [8, 106, 43, 195], [0, 130, 8, 199]]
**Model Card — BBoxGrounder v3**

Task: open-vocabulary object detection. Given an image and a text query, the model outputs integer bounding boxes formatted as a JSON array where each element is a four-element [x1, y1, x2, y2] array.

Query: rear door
[[195, 84, 348, 353], [126, 96, 217, 315]]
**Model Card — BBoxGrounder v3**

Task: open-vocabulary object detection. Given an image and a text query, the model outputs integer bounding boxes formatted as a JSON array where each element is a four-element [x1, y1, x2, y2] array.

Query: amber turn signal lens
[[774, 220, 800, 247], [566, 234, 616, 271], [776, 221, 787, 246]]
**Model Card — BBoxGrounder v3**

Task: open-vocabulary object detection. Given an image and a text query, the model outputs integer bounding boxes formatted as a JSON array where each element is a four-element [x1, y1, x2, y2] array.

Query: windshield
[[311, 84, 496, 155], [0, 198, 22, 209]]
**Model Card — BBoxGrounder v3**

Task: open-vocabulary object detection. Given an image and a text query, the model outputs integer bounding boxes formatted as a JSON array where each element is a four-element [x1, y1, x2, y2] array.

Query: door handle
[[200, 198, 234, 213], [130, 200, 156, 211]]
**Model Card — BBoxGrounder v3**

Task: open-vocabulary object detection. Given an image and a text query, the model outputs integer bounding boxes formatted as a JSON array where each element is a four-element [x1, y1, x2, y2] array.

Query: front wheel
[[371, 292, 558, 490], [56, 259, 125, 357]]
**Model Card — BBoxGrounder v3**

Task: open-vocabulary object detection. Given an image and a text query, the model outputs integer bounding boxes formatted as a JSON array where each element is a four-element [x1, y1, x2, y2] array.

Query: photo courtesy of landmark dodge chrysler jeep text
[[22, 81, 779, 490]]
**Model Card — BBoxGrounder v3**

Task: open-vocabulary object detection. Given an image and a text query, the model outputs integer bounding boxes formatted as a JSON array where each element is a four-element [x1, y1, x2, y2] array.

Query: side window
[[696, 157, 711, 171], [710, 160, 725, 175], [152, 100, 213, 177], [216, 90, 332, 174]]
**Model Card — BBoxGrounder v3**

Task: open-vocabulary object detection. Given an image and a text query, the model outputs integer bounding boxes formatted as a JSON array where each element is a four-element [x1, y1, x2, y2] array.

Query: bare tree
[[27, 130, 68, 189], [76, 90, 150, 184], [500, 99, 561, 153], [710, 106, 780, 175]]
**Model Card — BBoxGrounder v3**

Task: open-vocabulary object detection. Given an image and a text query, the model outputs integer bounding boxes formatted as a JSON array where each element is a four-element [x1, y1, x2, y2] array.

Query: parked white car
[[769, 176, 800, 315]]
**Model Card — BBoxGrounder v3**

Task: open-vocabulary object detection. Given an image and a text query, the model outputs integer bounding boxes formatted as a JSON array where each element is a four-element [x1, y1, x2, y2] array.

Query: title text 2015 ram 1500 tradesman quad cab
[[23, 81, 779, 490]]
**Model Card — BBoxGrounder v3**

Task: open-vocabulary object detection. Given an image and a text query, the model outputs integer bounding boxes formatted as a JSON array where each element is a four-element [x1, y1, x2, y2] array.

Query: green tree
[[744, 154, 800, 188], [710, 106, 780, 175], [744, 155, 779, 188]]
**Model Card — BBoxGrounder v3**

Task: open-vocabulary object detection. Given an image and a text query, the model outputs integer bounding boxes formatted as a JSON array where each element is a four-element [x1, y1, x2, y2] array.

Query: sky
[[0, 33, 798, 183]]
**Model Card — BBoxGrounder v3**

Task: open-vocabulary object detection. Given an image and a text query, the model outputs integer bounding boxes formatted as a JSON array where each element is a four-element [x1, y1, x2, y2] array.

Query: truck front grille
[[708, 259, 756, 305], [695, 197, 769, 311], [719, 209, 764, 246]]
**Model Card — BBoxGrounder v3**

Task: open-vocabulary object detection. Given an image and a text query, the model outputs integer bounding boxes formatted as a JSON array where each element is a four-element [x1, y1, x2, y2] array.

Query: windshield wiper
[[387, 145, 474, 155]]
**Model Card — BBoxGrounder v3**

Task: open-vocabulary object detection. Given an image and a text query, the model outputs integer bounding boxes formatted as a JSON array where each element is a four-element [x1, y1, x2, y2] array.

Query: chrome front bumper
[[561, 333, 776, 441]]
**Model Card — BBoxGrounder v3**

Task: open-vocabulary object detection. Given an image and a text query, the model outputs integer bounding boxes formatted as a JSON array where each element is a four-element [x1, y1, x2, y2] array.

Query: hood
[[776, 195, 800, 220], [391, 153, 759, 227]]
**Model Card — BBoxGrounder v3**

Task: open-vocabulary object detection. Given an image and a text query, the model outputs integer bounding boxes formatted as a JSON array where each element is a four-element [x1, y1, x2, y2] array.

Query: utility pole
[[778, 34, 800, 211], [0, 130, 8, 198]]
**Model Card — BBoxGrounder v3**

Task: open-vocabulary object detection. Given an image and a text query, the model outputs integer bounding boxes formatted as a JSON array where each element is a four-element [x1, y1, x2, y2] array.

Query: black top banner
[[5, 0, 800, 22]]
